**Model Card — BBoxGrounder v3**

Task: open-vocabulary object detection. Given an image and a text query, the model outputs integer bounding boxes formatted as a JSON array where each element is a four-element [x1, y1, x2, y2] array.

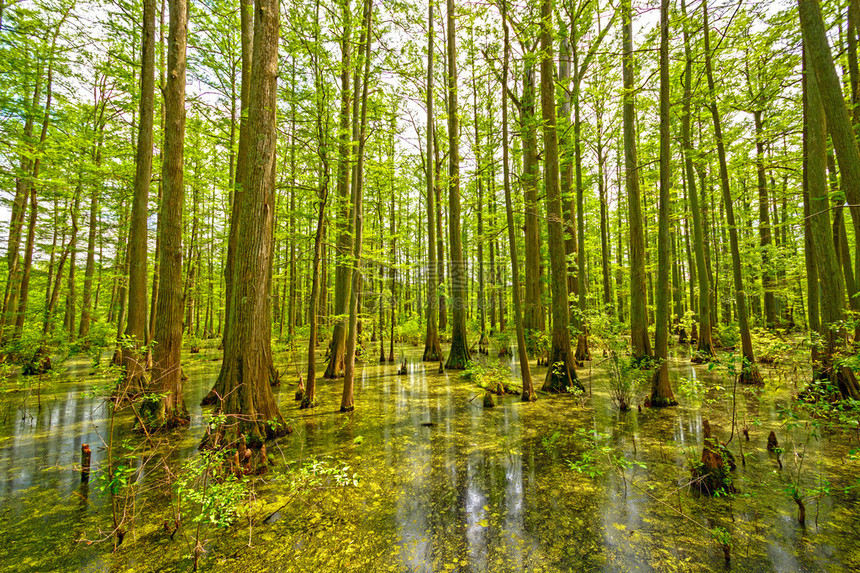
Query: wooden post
[[80, 443, 91, 483]]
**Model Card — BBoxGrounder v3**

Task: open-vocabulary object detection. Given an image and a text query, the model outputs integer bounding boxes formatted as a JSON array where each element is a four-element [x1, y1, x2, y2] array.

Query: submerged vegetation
[[2, 0, 860, 569], [1, 344, 859, 571]]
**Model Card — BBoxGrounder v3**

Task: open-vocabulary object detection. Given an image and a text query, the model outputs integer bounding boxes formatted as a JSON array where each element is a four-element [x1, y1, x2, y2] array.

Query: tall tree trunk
[[558, 28, 580, 362], [799, 0, 860, 281], [444, 0, 471, 370], [703, 0, 761, 384], [123, 0, 156, 391], [500, 0, 535, 401], [14, 188, 38, 343], [324, 0, 354, 379], [650, 0, 677, 407], [804, 43, 860, 400], [303, 180, 329, 408], [287, 64, 297, 341], [79, 134, 102, 341], [302, 6, 330, 406], [754, 110, 777, 328], [435, 144, 446, 335], [571, 42, 589, 363], [422, 0, 442, 361], [341, 0, 372, 412], [597, 110, 612, 317], [622, 0, 651, 361], [681, 0, 714, 360], [149, 0, 167, 346], [201, 0, 254, 405], [143, 0, 189, 429], [521, 62, 543, 341], [0, 57, 41, 343], [474, 55, 488, 347], [211, 0, 288, 444], [64, 175, 82, 339], [540, 0, 579, 392]]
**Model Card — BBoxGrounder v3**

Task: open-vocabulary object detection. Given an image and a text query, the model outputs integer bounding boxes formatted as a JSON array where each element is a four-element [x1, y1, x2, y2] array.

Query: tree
[[444, 0, 470, 370], [422, 0, 442, 362], [122, 0, 156, 392], [799, 0, 860, 281], [540, 0, 580, 392], [622, 0, 651, 361], [499, 0, 535, 401], [680, 0, 714, 360], [324, 0, 353, 380], [650, 0, 677, 407], [703, 0, 761, 384], [803, 35, 860, 400], [210, 0, 288, 444], [200, 0, 259, 406], [143, 0, 189, 429], [340, 0, 372, 412]]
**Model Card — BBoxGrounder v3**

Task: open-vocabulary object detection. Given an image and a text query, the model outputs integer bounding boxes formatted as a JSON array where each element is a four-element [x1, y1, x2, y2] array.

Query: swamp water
[[0, 343, 858, 572]]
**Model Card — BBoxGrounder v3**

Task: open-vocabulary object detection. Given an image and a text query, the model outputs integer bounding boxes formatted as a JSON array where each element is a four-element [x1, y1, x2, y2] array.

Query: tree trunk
[[799, 0, 860, 286], [123, 0, 156, 392], [681, 0, 714, 359], [622, 0, 651, 361], [540, 0, 579, 392], [422, 0, 442, 362], [521, 61, 543, 342], [1, 58, 40, 343], [703, 0, 761, 384], [201, 0, 255, 405], [499, 0, 535, 401], [324, 0, 354, 380], [445, 0, 471, 370], [78, 144, 101, 341], [211, 0, 288, 445], [143, 0, 189, 429], [804, 43, 860, 400], [754, 110, 777, 328], [64, 176, 82, 339], [650, 0, 677, 407], [341, 0, 372, 412]]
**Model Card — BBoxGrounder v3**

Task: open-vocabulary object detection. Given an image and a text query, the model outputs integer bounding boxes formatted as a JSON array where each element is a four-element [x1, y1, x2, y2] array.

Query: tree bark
[[500, 0, 535, 401], [681, 0, 714, 360], [704, 0, 760, 383], [650, 0, 677, 407], [143, 0, 189, 429], [122, 0, 156, 392], [622, 0, 651, 361], [341, 0, 372, 412], [540, 0, 579, 392], [804, 43, 860, 400], [422, 0, 442, 362], [444, 0, 471, 370], [211, 0, 288, 444], [324, 0, 354, 379], [799, 0, 860, 283]]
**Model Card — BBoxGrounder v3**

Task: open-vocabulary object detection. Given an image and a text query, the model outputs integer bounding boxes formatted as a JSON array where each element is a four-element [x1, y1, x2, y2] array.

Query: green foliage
[[397, 316, 424, 346], [175, 450, 247, 528], [463, 359, 515, 394], [751, 328, 791, 364], [565, 428, 645, 480], [525, 329, 550, 357], [97, 440, 140, 497], [710, 526, 732, 548], [716, 323, 740, 350], [591, 315, 646, 410]]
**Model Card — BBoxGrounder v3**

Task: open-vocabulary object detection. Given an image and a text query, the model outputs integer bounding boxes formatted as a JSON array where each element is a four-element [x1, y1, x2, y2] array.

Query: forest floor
[[0, 336, 858, 572]]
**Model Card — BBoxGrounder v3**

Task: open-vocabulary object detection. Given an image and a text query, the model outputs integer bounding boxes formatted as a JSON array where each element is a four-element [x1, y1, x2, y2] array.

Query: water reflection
[[0, 348, 857, 572]]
